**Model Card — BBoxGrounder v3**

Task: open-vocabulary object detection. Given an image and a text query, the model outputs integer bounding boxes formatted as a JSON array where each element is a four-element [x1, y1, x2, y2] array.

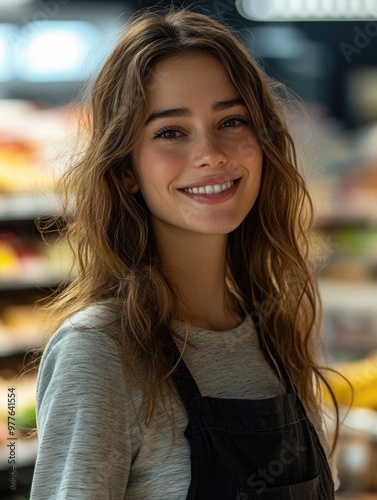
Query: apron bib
[[165, 317, 335, 499]]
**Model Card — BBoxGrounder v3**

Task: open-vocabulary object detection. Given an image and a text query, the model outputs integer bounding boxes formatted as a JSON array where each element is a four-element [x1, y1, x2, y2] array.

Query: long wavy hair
[[39, 7, 339, 447]]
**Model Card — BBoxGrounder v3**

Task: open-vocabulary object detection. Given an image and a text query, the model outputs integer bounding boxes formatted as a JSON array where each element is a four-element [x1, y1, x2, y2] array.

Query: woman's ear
[[124, 172, 140, 194]]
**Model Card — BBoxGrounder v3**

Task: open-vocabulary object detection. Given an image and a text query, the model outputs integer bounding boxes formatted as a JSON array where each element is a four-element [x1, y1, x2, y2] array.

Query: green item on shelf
[[16, 405, 36, 434]]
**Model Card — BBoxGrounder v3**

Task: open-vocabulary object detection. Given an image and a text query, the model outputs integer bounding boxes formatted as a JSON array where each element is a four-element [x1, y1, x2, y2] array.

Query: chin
[[194, 221, 243, 236]]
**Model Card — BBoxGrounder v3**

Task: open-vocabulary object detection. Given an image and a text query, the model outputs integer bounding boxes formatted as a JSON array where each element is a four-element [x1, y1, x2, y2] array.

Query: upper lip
[[179, 175, 240, 190]]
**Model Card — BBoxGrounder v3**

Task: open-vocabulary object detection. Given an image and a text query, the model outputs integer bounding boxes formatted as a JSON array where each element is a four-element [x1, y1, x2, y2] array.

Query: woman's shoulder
[[36, 301, 137, 410], [41, 301, 121, 367]]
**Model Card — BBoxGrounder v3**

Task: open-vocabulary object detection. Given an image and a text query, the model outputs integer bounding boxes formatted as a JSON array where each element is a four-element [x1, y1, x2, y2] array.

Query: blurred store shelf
[[319, 279, 377, 313], [0, 193, 59, 221], [336, 495, 377, 499], [0, 276, 63, 291]]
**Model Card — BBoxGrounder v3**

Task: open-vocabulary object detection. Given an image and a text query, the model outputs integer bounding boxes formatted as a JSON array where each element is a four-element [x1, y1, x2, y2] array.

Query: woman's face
[[131, 54, 263, 241]]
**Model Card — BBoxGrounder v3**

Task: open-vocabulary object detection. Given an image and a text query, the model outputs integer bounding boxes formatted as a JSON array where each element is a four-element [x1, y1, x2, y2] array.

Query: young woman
[[31, 8, 339, 499]]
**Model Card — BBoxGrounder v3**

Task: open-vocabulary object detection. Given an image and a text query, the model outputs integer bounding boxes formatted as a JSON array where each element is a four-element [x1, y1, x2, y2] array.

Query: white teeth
[[213, 184, 222, 194], [183, 180, 234, 194]]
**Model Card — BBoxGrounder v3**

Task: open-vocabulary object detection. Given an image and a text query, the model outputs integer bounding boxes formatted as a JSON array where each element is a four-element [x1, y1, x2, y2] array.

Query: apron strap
[[249, 306, 295, 394], [164, 333, 202, 404]]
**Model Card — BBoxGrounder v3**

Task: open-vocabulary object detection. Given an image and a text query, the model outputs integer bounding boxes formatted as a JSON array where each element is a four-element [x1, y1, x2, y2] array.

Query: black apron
[[165, 317, 335, 500]]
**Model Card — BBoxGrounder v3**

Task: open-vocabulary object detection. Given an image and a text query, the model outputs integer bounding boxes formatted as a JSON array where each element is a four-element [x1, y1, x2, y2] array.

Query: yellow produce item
[[323, 351, 377, 410], [0, 241, 19, 278]]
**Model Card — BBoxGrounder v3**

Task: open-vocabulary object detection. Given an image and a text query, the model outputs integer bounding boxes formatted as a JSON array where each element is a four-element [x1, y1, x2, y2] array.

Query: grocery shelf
[[319, 279, 377, 313], [0, 193, 60, 221], [0, 276, 63, 291], [0, 340, 41, 358], [316, 215, 377, 228], [336, 494, 377, 499]]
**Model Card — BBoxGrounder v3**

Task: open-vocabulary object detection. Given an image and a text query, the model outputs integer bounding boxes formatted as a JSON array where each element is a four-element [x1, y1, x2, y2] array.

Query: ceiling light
[[236, 0, 377, 21]]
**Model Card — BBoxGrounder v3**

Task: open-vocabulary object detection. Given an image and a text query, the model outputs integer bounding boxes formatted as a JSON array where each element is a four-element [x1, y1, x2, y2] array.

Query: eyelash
[[153, 126, 182, 141], [221, 116, 249, 129], [153, 116, 249, 141]]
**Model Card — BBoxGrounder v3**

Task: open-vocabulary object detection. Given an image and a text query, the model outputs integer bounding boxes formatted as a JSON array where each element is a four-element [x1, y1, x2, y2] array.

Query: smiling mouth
[[181, 178, 240, 194]]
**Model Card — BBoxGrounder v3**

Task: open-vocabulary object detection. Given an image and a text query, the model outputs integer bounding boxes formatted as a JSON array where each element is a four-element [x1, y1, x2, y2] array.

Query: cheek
[[234, 135, 263, 162], [131, 148, 157, 190], [138, 145, 182, 175], [132, 152, 175, 206]]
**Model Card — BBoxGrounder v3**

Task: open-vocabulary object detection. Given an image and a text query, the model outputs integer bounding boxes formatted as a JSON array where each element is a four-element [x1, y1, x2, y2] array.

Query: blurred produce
[[0, 230, 73, 285], [0, 303, 47, 353], [0, 99, 83, 193], [323, 351, 377, 410]]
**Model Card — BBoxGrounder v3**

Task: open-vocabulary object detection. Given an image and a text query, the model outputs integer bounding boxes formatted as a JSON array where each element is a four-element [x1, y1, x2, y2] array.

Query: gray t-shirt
[[31, 305, 337, 499]]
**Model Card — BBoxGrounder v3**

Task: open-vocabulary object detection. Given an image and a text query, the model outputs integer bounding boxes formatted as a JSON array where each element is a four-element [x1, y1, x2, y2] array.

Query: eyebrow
[[144, 98, 246, 125]]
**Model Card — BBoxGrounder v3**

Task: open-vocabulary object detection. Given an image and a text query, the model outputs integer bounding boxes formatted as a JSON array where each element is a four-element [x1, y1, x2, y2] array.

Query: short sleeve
[[30, 321, 132, 500]]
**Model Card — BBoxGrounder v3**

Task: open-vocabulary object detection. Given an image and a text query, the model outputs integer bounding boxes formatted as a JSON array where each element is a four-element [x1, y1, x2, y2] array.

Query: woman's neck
[[155, 225, 243, 331]]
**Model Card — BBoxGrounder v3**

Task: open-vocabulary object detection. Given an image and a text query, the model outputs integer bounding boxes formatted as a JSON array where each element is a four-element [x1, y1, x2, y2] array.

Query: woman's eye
[[154, 127, 183, 141], [221, 117, 248, 129]]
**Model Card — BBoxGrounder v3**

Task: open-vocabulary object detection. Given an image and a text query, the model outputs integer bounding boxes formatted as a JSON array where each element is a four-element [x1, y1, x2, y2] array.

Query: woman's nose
[[191, 133, 227, 168]]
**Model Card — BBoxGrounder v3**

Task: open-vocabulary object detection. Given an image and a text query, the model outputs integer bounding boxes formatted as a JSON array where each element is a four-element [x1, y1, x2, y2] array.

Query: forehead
[[145, 54, 240, 109]]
